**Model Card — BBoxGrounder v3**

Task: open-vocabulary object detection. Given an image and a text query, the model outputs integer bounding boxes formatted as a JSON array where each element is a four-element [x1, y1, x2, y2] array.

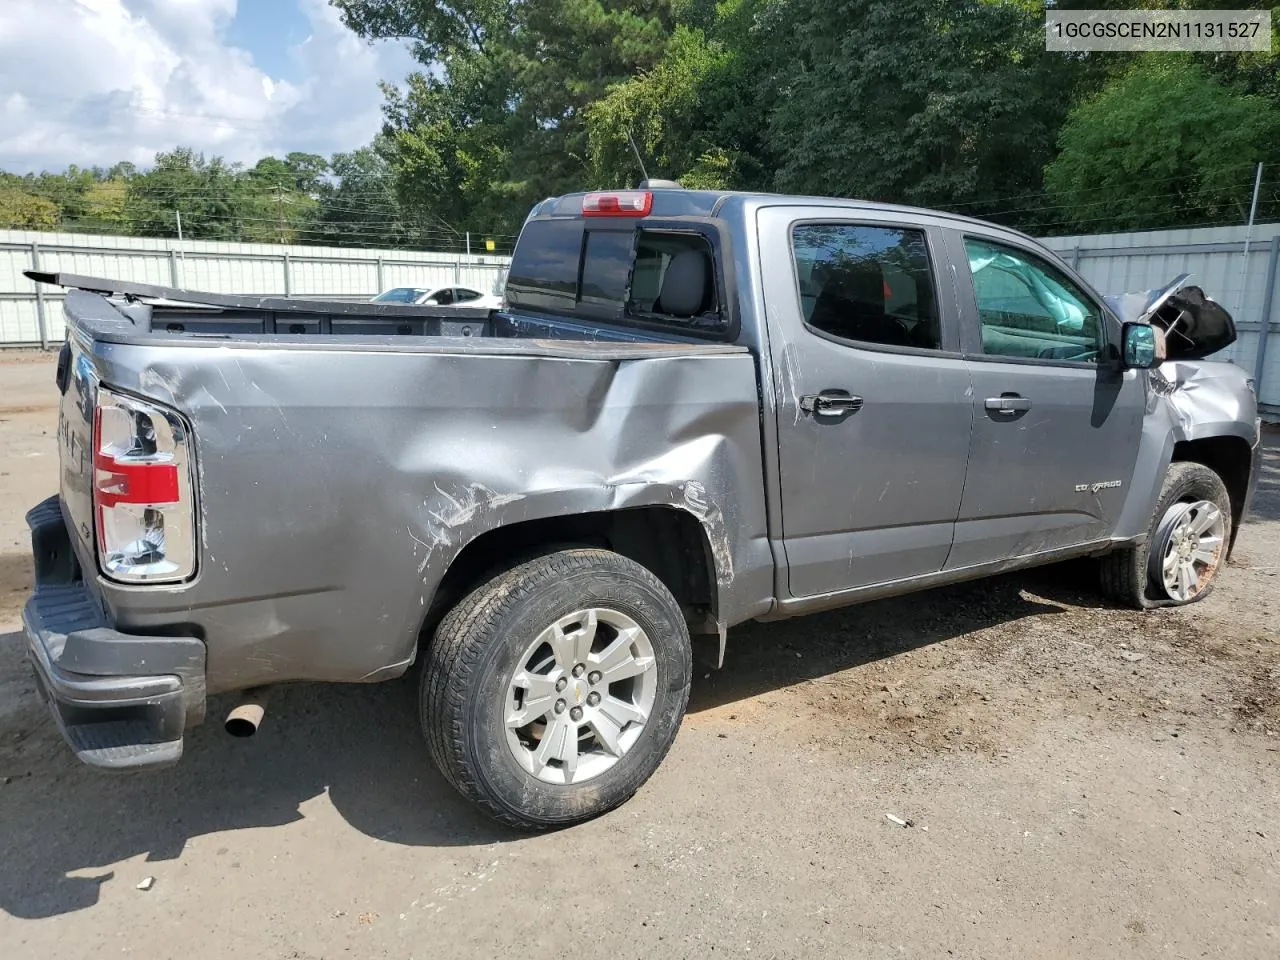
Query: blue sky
[[0, 0, 420, 173], [225, 1, 314, 83]]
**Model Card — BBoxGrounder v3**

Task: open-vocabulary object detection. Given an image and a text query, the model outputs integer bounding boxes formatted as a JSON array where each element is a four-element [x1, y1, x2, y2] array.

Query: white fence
[[4, 222, 1279, 412], [1041, 222, 1280, 412], [0, 229, 512, 347]]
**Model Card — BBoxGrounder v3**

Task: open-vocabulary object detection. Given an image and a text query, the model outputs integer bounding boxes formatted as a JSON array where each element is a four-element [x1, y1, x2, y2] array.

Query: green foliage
[[336, 0, 679, 235], [1045, 57, 1280, 232], [760, 0, 1078, 221], [6, 1, 1280, 243], [586, 24, 747, 189], [0, 183, 60, 230]]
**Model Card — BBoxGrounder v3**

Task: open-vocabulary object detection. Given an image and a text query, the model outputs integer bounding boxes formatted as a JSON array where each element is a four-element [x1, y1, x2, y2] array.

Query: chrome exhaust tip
[[225, 690, 269, 738]]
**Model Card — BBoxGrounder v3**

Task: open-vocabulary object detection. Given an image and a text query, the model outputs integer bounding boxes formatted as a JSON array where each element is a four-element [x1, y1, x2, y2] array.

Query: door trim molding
[[762, 534, 1140, 621]]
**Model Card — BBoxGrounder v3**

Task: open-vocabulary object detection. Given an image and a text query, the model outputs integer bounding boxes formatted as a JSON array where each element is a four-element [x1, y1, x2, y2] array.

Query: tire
[[422, 548, 692, 830], [1099, 461, 1232, 609]]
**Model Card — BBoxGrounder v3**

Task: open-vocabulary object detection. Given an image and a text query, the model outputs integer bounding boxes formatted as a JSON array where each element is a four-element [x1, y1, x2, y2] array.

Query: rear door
[[757, 207, 974, 598], [943, 229, 1145, 567]]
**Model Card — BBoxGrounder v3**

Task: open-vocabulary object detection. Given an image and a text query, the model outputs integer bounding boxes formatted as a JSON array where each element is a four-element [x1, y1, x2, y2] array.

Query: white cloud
[[0, 0, 417, 172]]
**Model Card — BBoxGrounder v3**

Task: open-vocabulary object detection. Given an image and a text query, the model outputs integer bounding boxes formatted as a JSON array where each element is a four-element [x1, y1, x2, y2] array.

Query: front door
[[757, 208, 974, 599], [944, 231, 1145, 568]]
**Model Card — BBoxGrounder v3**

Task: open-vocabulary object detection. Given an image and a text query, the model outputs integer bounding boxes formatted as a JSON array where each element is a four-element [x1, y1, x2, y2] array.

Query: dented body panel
[[57, 306, 773, 693], [23, 191, 1262, 752]]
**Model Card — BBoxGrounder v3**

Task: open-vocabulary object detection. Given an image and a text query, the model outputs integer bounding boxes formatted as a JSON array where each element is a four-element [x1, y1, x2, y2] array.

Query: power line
[[937, 161, 1269, 212]]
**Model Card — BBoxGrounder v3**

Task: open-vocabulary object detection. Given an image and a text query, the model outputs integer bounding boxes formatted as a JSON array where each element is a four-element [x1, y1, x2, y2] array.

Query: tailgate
[[55, 339, 98, 571]]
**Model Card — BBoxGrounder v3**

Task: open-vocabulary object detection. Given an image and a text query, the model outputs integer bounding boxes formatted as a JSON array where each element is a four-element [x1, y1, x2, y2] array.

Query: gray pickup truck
[[21, 185, 1262, 829]]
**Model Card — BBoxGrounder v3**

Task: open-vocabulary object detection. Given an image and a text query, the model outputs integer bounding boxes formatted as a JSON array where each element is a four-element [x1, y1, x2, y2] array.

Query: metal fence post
[[168, 249, 179, 287], [283, 253, 292, 297], [454, 258, 461, 284], [376, 256, 385, 294], [1071, 246, 1082, 269], [1252, 234, 1280, 400], [30, 242, 49, 349]]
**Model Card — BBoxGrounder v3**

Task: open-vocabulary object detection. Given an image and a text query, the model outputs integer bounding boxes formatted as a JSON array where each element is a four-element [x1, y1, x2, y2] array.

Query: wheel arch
[[1171, 435, 1253, 553], [416, 503, 723, 658]]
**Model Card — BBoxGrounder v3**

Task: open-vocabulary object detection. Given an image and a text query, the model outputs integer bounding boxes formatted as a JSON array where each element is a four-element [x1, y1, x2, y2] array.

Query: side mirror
[[423, 298, 439, 306], [1122, 322, 1166, 369]]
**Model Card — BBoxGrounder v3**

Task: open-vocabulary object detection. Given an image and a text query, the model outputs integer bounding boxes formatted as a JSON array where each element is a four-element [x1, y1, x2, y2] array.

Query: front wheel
[[422, 549, 692, 830], [1099, 461, 1232, 608]]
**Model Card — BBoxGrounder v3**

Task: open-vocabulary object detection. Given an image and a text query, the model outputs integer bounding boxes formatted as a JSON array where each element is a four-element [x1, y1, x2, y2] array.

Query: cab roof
[[532, 188, 1039, 245]]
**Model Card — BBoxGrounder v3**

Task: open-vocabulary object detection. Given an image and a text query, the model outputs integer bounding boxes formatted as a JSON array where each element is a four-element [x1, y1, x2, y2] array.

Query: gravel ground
[[1, 353, 1277, 959]]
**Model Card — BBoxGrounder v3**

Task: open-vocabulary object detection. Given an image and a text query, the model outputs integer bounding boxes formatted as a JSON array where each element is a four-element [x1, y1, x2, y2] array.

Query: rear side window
[[506, 219, 725, 335], [792, 224, 941, 350]]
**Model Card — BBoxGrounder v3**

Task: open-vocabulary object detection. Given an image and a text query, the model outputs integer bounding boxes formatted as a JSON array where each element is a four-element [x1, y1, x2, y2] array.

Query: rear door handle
[[985, 395, 1032, 414]]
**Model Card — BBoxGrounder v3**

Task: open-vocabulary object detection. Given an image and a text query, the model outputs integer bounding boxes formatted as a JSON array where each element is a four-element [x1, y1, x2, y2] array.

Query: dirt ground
[[1, 352, 1277, 960]]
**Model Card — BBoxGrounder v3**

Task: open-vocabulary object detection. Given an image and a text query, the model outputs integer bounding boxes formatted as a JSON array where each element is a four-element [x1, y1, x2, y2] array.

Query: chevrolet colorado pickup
[[20, 185, 1262, 829]]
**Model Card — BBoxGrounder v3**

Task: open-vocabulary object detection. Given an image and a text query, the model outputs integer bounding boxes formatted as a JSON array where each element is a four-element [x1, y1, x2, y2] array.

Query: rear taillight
[[93, 387, 196, 583], [582, 190, 652, 217]]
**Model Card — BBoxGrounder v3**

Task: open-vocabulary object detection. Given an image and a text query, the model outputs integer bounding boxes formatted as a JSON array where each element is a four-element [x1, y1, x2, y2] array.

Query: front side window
[[964, 238, 1103, 363], [792, 224, 941, 350]]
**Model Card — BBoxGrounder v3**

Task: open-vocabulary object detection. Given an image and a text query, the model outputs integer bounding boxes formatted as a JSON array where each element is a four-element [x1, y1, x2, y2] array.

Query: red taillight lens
[[582, 190, 652, 217], [93, 388, 197, 583]]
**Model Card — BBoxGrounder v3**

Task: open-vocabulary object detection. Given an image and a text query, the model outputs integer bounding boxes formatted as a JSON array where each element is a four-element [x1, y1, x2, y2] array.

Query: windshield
[[373, 288, 428, 304]]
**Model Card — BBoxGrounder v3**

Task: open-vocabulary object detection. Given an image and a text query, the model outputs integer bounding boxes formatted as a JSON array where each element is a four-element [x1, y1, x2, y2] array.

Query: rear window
[[506, 219, 726, 336]]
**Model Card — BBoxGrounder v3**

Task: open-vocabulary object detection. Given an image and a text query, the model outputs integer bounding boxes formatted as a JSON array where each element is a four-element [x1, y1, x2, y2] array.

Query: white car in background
[[371, 286, 504, 308]]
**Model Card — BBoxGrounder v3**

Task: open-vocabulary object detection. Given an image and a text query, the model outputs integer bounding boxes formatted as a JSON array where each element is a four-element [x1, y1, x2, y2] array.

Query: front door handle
[[800, 391, 864, 418], [985, 395, 1032, 415]]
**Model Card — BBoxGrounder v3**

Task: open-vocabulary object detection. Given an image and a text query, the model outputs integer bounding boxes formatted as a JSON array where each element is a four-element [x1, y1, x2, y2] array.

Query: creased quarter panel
[[86, 341, 771, 692]]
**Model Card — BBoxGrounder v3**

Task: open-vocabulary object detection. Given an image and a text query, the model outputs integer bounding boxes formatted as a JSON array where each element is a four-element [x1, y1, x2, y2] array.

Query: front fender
[[1113, 360, 1259, 542]]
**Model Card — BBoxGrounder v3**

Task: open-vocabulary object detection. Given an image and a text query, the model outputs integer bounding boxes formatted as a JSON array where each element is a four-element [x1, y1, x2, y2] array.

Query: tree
[[0, 182, 59, 230], [586, 19, 760, 190], [1045, 57, 1280, 232], [759, 0, 1078, 226], [307, 137, 442, 248], [125, 148, 249, 240], [334, 0, 678, 234], [81, 179, 130, 234]]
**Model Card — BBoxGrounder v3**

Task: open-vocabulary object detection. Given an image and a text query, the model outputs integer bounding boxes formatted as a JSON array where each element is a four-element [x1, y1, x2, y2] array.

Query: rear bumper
[[21, 495, 206, 770]]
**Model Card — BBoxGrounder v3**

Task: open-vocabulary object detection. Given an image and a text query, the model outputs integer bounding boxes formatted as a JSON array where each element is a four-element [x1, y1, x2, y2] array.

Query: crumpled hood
[[1103, 274, 1237, 360]]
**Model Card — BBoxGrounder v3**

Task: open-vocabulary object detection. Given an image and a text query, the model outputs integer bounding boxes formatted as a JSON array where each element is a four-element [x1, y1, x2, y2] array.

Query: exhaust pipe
[[225, 688, 269, 738]]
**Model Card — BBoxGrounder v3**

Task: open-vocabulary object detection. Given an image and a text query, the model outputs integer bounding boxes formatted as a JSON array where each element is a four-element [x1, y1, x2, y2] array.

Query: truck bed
[[28, 272, 736, 355]]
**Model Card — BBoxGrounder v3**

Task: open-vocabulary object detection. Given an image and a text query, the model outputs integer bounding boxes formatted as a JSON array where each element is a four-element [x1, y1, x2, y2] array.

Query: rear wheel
[[422, 549, 691, 830], [1100, 461, 1232, 608]]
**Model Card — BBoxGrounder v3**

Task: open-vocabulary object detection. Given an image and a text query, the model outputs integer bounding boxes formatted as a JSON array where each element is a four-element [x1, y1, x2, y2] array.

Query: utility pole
[[1236, 162, 1263, 319], [273, 183, 291, 243], [175, 209, 183, 241]]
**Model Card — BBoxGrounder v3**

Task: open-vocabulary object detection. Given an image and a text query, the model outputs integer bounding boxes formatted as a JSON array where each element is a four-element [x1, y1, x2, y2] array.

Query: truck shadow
[[687, 572, 1077, 715], [1242, 429, 1280, 523], [0, 563, 1089, 920]]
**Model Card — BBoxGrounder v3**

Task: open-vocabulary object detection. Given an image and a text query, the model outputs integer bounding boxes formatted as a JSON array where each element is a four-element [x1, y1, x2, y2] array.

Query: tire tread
[[1098, 461, 1231, 608], [422, 548, 688, 830]]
